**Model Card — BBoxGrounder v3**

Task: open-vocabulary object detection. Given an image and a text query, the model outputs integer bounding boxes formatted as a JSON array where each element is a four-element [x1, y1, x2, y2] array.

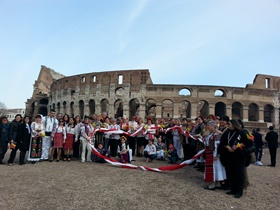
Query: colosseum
[[26, 65, 280, 132]]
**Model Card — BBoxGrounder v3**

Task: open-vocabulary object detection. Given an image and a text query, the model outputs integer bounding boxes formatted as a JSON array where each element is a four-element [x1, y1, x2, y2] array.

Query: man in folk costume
[[204, 120, 226, 190], [41, 110, 57, 161], [172, 119, 183, 160], [80, 116, 95, 162], [117, 136, 132, 163], [108, 118, 120, 157]]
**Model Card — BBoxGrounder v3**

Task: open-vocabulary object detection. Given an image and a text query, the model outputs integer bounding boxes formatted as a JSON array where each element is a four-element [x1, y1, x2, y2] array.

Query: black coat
[[265, 130, 279, 148], [253, 132, 263, 148], [17, 123, 31, 151], [8, 121, 20, 143]]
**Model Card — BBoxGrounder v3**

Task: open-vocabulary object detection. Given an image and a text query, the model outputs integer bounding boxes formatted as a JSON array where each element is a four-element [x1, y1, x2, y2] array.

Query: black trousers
[[231, 154, 246, 195], [8, 145, 19, 164], [269, 147, 277, 166], [0, 143, 8, 161], [19, 150, 27, 164], [128, 136, 136, 156], [108, 139, 119, 157]]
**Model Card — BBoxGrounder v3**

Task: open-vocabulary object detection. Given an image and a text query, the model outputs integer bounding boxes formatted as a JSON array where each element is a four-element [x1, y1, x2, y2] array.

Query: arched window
[[162, 99, 173, 118], [214, 89, 226, 97], [101, 99, 109, 114], [114, 100, 123, 118], [248, 103, 259, 121], [70, 102, 74, 117], [79, 100, 84, 118], [145, 99, 156, 118], [129, 98, 140, 119], [179, 100, 191, 118], [179, 88, 191, 96], [232, 102, 243, 120], [198, 100, 209, 118], [264, 104, 274, 122], [89, 100, 95, 116], [215, 102, 226, 117]]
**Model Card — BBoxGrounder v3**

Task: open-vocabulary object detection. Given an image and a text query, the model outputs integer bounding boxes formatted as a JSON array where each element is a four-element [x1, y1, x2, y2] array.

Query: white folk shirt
[[144, 144, 156, 155], [43, 116, 57, 132]]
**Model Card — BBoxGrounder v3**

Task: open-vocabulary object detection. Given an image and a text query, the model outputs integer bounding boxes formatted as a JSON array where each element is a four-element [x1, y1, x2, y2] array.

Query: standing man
[[41, 110, 57, 161], [265, 126, 278, 167]]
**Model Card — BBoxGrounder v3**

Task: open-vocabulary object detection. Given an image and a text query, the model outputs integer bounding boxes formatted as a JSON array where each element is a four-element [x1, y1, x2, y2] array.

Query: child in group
[[117, 136, 132, 163], [155, 136, 166, 160], [144, 139, 157, 162], [92, 143, 109, 163], [168, 144, 179, 164]]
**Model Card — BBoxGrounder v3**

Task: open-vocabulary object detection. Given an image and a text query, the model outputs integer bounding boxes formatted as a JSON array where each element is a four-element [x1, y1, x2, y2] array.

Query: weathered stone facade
[[26, 66, 280, 133]]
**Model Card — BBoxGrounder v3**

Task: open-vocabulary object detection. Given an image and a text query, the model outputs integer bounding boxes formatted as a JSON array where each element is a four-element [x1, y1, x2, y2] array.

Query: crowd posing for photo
[[0, 111, 278, 199]]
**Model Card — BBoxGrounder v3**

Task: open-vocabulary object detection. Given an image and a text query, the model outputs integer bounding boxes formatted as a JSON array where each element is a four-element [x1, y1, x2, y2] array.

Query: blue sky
[[1, 0, 280, 109]]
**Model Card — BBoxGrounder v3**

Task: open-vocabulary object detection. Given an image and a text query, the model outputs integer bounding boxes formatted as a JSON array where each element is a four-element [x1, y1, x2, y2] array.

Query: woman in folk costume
[[155, 136, 166, 160], [17, 116, 32, 165], [204, 120, 226, 190], [144, 118, 155, 144], [102, 117, 111, 150], [144, 139, 157, 162], [63, 117, 76, 162], [117, 136, 132, 163], [219, 120, 250, 198], [28, 115, 45, 163], [136, 118, 146, 157], [172, 119, 183, 159], [50, 119, 66, 162]]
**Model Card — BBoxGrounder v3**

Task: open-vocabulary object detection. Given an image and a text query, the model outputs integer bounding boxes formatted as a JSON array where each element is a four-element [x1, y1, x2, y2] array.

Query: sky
[[1, 0, 280, 109]]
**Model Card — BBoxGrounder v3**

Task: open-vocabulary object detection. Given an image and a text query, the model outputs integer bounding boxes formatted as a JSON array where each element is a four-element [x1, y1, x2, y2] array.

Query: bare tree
[[0, 102, 7, 116]]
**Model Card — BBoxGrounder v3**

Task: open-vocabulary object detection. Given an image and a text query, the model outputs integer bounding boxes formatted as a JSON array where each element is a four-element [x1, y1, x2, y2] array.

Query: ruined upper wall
[[246, 74, 280, 90]]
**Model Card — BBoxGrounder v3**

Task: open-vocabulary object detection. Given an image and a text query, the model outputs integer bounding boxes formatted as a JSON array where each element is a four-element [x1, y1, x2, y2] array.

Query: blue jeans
[[144, 151, 155, 161], [255, 147, 263, 161]]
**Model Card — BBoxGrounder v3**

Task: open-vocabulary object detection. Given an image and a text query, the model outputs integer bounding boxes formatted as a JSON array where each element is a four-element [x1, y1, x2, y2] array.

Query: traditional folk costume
[[145, 124, 156, 142], [108, 123, 120, 157], [136, 123, 146, 156], [144, 143, 157, 162], [204, 132, 226, 183], [73, 122, 83, 159], [51, 125, 66, 149], [117, 142, 132, 163], [41, 116, 57, 160], [80, 123, 95, 162], [127, 120, 138, 156], [28, 122, 45, 162], [172, 127, 183, 159], [63, 124, 76, 161]]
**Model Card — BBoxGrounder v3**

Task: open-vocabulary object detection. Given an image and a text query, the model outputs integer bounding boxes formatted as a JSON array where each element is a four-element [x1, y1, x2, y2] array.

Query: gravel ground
[[0, 148, 279, 210]]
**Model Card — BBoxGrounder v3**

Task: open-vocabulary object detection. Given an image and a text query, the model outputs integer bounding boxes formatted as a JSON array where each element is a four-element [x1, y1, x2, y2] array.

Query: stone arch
[[70, 102, 74, 117], [101, 99, 109, 114], [30, 102, 35, 118], [63, 101, 67, 114], [39, 98, 48, 105], [79, 100, 84, 119], [146, 99, 157, 118], [198, 100, 209, 118], [264, 104, 274, 122], [248, 103, 259, 121], [52, 103, 56, 111], [38, 107, 47, 116], [114, 99, 123, 118], [129, 98, 140, 119], [214, 89, 226, 97], [232, 102, 243, 120], [57, 102, 61, 114], [179, 100, 191, 118], [162, 99, 174, 118], [215, 102, 226, 118], [179, 88, 191, 96], [89, 99, 95, 116]]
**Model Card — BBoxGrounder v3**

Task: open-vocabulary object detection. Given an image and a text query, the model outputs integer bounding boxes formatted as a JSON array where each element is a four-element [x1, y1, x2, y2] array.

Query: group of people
[[0, 111, 278, 199]]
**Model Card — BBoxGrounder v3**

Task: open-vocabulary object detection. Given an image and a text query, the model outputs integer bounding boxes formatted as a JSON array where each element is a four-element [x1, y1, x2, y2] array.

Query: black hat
[[220, 116, 229, 123]]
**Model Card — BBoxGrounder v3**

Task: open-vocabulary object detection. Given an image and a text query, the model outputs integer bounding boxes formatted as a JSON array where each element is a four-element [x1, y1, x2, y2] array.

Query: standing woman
[[28, 115, 45, 163], [63, 117, 76, 161], [73, 115, 82, 160], [0, 117, 9, 164], [204, 120, 226, 190], [17, 116, 31, 165], [219, 120, 250, 198], [50, 119, 66, 162], [63, 114, 70, 127], [7, 114, 22, 166]]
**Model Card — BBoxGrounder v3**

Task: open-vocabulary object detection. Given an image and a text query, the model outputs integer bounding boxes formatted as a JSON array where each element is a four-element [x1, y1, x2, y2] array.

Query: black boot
[[68, 155, 71, 162]]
